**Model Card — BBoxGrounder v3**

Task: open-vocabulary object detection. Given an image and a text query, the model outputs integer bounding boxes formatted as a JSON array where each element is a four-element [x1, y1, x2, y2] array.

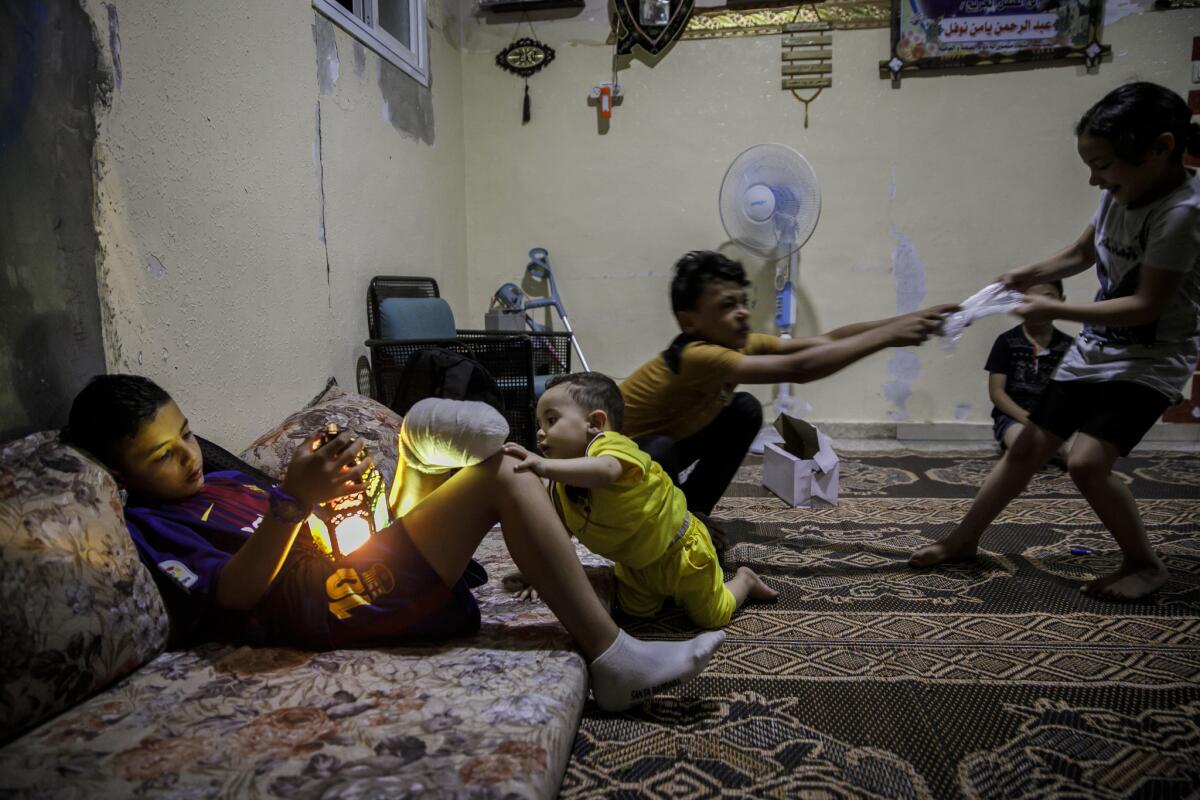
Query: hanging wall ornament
[[496, 24, 555, 124], [780, 3, 831, 128], [613, 0, 695, 56]]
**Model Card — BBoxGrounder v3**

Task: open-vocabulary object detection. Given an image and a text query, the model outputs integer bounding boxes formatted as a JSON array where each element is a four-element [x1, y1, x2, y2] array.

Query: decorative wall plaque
[[613, 0, 696, 55], [496, 31, 555, 123], [497, 37, 555, 77], [880, 0, 1109, 81], [682, 1, 889, 38]]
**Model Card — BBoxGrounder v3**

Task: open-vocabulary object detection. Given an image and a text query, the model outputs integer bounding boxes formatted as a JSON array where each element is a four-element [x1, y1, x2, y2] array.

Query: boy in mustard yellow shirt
[[622, 251, 955, 517], [503, 372, 777, 629]]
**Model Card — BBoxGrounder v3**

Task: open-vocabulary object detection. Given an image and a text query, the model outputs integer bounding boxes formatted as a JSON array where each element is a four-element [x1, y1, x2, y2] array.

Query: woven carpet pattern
[[560, 450, 1200, 799]]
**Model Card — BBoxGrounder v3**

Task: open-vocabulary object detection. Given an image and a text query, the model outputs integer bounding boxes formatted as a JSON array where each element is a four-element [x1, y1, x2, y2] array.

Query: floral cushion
[[0, 533, 613, 799], [0, 432, 170, 745], [239, 380, 403, 489]]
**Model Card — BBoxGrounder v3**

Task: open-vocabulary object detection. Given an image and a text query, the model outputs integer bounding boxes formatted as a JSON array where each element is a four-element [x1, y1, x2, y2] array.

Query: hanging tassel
[[522, 81, 531, 124]]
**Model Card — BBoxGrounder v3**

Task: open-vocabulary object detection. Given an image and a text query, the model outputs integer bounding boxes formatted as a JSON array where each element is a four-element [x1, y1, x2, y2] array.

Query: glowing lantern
[[308, 424, 391, 560]]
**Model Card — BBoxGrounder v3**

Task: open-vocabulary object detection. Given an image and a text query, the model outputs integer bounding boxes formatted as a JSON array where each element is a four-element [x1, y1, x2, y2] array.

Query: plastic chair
[[361, 276, 572, 449]]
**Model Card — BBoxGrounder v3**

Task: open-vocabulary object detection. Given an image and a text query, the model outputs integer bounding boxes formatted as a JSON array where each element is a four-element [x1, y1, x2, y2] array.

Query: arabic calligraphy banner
[[879, 0, 1109, 80]]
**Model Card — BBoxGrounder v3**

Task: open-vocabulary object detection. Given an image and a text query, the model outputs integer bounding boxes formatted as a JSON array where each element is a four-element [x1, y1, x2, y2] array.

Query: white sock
[[588, 629, 725, 712]]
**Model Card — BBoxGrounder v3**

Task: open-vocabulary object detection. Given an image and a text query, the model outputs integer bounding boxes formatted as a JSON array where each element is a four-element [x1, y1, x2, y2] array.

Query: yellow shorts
[[613, 515, 735, 629]]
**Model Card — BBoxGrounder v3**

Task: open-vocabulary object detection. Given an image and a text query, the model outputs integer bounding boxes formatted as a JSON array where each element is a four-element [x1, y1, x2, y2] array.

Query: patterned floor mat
[[560, 450, 1200, 799]]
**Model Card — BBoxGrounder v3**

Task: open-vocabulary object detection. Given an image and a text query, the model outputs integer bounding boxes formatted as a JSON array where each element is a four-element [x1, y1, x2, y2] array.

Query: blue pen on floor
[[1070, 548, 1091, 555]]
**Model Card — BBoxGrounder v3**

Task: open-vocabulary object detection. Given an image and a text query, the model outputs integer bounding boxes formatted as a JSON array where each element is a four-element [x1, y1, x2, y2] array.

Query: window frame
[[313, 0, 430, 87]]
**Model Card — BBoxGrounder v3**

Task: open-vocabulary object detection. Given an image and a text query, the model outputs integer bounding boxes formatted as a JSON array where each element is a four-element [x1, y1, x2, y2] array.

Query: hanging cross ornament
[[496, 25, 555, 124], [781, 5, 831, 129]]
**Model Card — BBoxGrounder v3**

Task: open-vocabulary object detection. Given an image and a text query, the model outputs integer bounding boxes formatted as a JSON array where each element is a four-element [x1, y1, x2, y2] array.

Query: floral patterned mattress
[[0, 532, 613, 799], [0, 382, 613, 799]]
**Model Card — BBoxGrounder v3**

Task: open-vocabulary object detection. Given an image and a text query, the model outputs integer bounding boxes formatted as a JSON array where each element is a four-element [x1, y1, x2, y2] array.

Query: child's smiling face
[[676, 279, 752, 349], [1077, 132, 1175, 209]]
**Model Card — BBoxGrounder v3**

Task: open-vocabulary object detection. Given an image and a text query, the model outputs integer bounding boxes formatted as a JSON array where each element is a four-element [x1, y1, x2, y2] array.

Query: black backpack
[[389, 348, 505, 417]]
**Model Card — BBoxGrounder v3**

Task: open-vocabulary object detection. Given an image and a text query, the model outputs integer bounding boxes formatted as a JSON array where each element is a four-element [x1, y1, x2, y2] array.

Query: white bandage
[[398, 398, 510, 474]]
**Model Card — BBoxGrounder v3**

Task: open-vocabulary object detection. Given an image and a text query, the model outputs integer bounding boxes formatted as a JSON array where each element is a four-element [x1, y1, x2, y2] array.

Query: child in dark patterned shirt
[[984, 280, 1074, 460]]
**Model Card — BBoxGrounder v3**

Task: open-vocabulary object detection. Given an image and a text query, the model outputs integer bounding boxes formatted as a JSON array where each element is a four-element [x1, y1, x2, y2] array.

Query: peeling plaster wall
[[461, 4, 1198, 424], [317, 2, 468, 401], [0, 0, 108, 441], [80, 0, 467, 448]]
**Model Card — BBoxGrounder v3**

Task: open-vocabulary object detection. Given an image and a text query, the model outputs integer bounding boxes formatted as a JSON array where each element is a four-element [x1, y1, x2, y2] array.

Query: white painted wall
[[461, 4, 1198, 425], [77, 0, 1197, 445], [85, 0, 468, 448]]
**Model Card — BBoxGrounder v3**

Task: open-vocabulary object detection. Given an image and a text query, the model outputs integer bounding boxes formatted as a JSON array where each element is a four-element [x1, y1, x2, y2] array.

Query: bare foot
[[1081, 559, 1168, 601], [738, 566, 779, 603], [501, 571, 539, 602], [909, 536, 979, 568]]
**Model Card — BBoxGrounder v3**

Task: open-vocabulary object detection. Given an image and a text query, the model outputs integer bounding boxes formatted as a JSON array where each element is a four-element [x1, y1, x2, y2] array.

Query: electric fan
[[718, 143, 821, 449]]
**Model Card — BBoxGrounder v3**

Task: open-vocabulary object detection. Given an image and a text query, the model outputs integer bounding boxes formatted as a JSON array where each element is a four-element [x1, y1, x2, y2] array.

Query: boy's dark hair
[[670, 251, 749, 313], [1076, 82, 1200, 164], [64, 374, 172, 467], [546, 372, 624, 432], [1040, 279, 1065, 297]]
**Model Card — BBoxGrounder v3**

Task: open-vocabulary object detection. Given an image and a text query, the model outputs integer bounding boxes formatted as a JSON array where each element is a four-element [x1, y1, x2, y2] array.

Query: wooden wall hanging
[[781, 5, 832, 128]]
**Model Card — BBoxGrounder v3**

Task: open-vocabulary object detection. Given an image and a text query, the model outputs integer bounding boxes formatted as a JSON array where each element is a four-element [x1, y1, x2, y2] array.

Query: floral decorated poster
[[879, 0, 1108, 80]]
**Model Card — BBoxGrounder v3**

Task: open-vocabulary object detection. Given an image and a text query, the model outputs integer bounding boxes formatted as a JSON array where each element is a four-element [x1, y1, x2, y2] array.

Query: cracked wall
[[54, 0, 469, 447]]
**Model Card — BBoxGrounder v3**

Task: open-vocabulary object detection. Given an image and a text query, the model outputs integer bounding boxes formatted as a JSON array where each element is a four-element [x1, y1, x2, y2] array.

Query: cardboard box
[[484, 309, 526, 332], [762, 413, 839, 507]]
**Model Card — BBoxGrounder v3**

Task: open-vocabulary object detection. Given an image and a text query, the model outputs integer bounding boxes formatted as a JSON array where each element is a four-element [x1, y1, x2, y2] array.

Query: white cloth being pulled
[[399, 398, 510, 474], [938, 282, 1027, 351]]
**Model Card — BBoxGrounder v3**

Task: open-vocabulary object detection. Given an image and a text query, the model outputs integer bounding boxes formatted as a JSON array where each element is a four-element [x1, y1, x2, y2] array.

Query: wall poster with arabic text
[[879, 0, 1109, 81]]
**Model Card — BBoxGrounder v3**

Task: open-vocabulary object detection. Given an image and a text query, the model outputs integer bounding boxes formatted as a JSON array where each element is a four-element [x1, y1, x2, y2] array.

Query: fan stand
[[773, 247, 800, 412], [750, 246, 801, 454], [718, 143, 821, 453]]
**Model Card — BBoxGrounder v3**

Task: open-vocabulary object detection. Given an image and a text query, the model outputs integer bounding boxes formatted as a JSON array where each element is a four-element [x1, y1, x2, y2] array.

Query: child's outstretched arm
[[999, 224, 1097, 290], [1029, 198, 1199, 327], [502, 442, 622, 488], [729, 312, 944, 385], [793, 303, 961, 348], [216, 431, 371, 610], [1019, 264, 1186, 328]]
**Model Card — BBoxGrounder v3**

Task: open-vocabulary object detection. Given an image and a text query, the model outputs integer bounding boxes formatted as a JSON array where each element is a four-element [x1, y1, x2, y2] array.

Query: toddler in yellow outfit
[[503, 372, 777, 629]]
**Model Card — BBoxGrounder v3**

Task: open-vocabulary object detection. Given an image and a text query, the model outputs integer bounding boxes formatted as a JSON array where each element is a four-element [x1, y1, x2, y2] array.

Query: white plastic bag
[[938, 282, 1027, 351]]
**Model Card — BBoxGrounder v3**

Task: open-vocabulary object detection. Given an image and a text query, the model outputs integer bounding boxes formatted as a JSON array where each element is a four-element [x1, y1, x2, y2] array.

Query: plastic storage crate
[[363, 277, 573, 450]]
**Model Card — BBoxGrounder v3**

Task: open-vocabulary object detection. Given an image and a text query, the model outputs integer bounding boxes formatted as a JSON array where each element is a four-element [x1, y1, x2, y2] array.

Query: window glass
[[378, 0, 412, 50]]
